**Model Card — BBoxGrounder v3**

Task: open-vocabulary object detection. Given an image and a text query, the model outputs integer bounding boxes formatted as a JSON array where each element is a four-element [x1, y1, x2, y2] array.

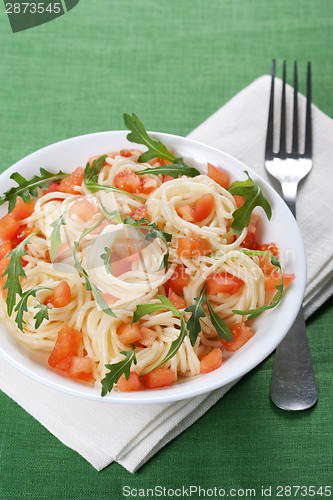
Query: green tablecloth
[[0, 0, 332, 498]]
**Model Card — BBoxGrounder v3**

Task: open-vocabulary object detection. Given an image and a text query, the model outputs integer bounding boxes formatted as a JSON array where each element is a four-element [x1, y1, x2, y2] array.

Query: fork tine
[[265, 59, 275, 160], [291, 61, 299, 155], [279, 61, 287, 158], [303, 61, 312, 158]]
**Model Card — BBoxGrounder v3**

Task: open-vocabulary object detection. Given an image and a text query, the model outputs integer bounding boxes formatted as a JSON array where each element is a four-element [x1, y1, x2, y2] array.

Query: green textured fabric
[[0, 0, 332, 497]]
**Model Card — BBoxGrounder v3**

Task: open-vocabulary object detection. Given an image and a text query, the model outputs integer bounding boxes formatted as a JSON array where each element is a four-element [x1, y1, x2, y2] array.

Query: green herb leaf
[[85, 181, 146, 203], [49, 211, 68, 262], [185, 285, 207, 346], [132, 294, 182, 324], [232, 249, 284, 320], [14, 286, 51, 332], [2, 233, 37, 316], [101, 247, 112, 274], [83, 155, 107, 184], [142, 316, 187, 376], [123, 113, 201, 177], [206, 293, 233, 341], [33, 302, 50, 329], [98, 200, 124, 223], [0, 169, 67, 213], [228, 171, 272, 235], [101, 345, 137, 396], [123, 216, 172, 269]]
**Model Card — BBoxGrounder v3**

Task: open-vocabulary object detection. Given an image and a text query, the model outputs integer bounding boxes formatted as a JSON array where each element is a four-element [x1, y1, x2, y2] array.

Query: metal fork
[[265, 59, 318, 411]]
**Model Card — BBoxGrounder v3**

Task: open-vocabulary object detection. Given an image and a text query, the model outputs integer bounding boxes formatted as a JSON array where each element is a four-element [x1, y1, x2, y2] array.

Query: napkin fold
[[0, 76, 332, 473]]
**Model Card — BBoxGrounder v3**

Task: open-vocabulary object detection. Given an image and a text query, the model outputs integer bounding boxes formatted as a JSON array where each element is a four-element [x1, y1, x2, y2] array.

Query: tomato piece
[[192, 193, 215, 222], [233, 195, 245, 208], [137, 327, 158, 347], [109, 252, 133, 277], [257, 243, 280, 275], [221, 322, 254, 352], [130, 205, 148, 221], [259, 243, 279, 257], [67, 356, 94, 382], [167, 288, 186, 309], [139, 176, 158, 194], [11, 197, 35, 220], [177, 237, 211, 258], [68, 197, 99, 222], [44, 281, 71, 308], [88, 154, 108, 167], [45, 249, 51, 263], [0, 214, 20, 242], [117, 371, 142, 392], [240, 213, 260, 249], [207, 163, 230, 189], [11, 225, 31, 247], [48, 324, 82, 368], [102, 293, 118, 305], [0, 256, 10, 299], [119, 149, 142, 158], [141, 368, 175, 389], [200, 348, 223, 374], [206, 272, 243, 295], [44, 181, 60, 194], [0, 241, 12, 260], [117, 322, 142, 345], [176, 204, 194, 222], [58, 167, 84, 194], [264, 272, 295, 290], [162, 175, 174, 183], [165, 264, 190, 295], [114, 169, 141, 193]]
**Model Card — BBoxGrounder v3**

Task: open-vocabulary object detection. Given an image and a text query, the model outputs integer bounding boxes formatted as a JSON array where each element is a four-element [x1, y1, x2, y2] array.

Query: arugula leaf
[[228, 171, 272, 235], [206, 294, 233, 341], [124, 113, 201, 177], [98, 200, 123, 223], [185, 285, 207, 346], [49, 211, 68, 262], [142, 316, 188, 376], [123, 216, 172, 269], [232, 249, 284, 320], [14, 286, 51, 332], [101, 345, 137, 396], [33, 302, 50, 329], [73, 240, 116, 318], [84, 181, 146, 203], [101, 247, 112, 274], [132, 294, 182, 324], [0, 169, 68, 213], [83, 155, 107, 184], [2, 233, 37, 316]]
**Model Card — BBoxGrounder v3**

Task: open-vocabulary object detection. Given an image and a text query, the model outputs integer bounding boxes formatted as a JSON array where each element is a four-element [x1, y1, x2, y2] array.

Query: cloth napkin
[[0, 76, 332, 473]]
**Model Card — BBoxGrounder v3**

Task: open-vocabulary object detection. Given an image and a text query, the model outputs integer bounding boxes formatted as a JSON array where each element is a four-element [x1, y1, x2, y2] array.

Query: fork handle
[[281, 182, 297, 216], [270, 305, 318, 410]]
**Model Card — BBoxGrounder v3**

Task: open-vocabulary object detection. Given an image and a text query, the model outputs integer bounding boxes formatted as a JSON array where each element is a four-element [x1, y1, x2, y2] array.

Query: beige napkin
[[0, 76, 332, 473]]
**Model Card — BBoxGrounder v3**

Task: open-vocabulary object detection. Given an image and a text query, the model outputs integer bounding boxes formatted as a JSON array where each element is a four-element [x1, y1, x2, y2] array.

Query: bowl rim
[[0, 130, 307, 404]]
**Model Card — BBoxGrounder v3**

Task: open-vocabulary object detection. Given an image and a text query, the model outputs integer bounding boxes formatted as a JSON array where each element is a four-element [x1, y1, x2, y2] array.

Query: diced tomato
[[44, 281, 71, 308], [137, 327, 158, 347], [11, 225, 32, 247], [162, 175, 174, 183], [54, 357, 71, 372], [117, 322, 142, 345], [200, 348, 223, 374], [177, 237, 211, 258], [139, 176, 158, 194], [130, 205, 148, 221], [44, 181, 60, 194], [141, 368, 175, 389], [220, 322, 254, 352], [192, 193, 215, 222], [11, 197, 35, 220], [206, 272, 244, 295], [58, 167, 84, 194], [264, 272, 295, 291], [165, 264, 190, 295], [0, 256, 10, 299], [207, 163, 230, 189], [112, 238, 142, 259], [240, 213, 260, 249], [68, 197, 99, 222], [119, 149, 142, 158], [45, 249, 51, 263], [176, 204, 194, 222], [257, 244, 280, 274], [117, 371, 142, 392], [48, 324, 82, 368], [114, 169, 141, 193], [258, 243, 279, 257], [88, 154, 108, 167], [233, 195, 245, 208], [102, 293, 118, 305], [67, 356, 94, 382], [0, 241, 12, 260], [168, 288, 186, 309], [0, 214, 20, 242], [110, 254, 132, 277]]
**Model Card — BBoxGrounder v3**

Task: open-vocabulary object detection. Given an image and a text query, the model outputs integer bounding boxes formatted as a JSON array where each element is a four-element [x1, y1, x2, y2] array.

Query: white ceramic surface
[[0, 131, 307, 403]]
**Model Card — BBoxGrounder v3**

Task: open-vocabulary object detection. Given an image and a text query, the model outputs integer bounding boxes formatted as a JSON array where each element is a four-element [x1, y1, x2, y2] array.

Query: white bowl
[[0, 131, 306, 404]]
